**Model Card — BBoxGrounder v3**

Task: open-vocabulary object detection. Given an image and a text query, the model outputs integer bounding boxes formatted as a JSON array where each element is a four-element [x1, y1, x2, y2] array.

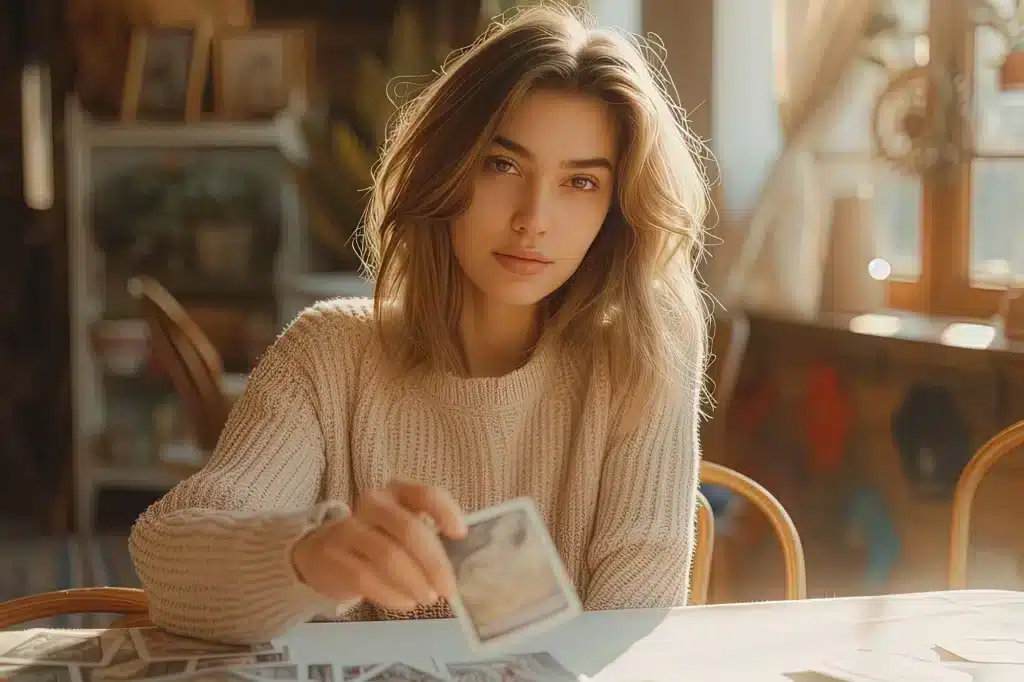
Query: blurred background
[[3, 0, 1024, 618]]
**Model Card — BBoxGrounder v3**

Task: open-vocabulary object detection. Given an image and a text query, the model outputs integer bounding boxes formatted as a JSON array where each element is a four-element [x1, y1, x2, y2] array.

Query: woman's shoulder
[[272, 297, 378, 367], [288, 296, 374, 334]]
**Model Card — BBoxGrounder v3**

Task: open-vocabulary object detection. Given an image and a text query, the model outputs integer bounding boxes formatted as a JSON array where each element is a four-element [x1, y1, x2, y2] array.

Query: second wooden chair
[[128, 276, 231, 456], [949, 418, 1024, 588]]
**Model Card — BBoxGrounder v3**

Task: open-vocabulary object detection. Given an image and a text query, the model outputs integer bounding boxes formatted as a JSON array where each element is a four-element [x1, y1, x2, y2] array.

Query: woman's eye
[[485, 156, 517, 174], [569, 176, 598, 191]]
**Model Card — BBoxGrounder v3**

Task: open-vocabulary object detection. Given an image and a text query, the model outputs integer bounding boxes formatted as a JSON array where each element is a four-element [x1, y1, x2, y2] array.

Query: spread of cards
[[0, 625, 580, 681], [0, 498, 586, 682]]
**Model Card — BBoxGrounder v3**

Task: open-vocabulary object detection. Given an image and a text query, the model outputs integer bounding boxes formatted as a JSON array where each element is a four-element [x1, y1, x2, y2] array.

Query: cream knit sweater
[[129, 298, 701, 644]]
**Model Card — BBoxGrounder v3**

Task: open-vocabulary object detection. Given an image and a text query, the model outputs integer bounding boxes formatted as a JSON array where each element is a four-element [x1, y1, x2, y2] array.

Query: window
[[970, 0, 1024, 285], [817, 0, 1024, 318], [817, 1, 928, 284]]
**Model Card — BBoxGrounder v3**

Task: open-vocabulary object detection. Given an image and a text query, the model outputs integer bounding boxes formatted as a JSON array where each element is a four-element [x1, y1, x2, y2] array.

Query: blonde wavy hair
[[362, 2, 709, 409]]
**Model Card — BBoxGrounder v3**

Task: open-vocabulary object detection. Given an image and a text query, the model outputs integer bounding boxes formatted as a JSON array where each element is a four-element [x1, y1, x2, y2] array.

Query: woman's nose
[[510, 182, 551, 236]]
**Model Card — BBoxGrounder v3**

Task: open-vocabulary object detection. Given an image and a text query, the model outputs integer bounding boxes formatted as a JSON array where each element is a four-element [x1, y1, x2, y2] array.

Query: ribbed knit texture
[[129, 298, 702, 644]]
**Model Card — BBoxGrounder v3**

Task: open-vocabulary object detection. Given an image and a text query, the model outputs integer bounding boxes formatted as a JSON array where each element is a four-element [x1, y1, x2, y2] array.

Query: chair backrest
[[0, 587, 149, 630], [128, 276, 230, 453], [691, 491, 716, 606], [700, 461, 807, 600], [949, 419, 1024, 588]]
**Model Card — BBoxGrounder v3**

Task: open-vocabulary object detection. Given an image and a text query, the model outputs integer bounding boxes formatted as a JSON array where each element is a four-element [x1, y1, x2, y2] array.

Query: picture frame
[[213, 29, 309, 120], [121, 25, 211, 122]]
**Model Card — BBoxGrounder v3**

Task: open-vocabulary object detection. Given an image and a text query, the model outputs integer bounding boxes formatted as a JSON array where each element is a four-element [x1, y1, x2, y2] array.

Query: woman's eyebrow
[[493, 135, 613, 171]]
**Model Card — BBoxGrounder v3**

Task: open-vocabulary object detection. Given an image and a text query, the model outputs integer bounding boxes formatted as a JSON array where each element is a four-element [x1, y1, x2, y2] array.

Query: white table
[[278, 589, 1024, 680]]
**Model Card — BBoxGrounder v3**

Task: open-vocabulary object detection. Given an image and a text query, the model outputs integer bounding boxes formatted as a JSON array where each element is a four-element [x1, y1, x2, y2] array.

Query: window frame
[[886, 0, 1017, 319]]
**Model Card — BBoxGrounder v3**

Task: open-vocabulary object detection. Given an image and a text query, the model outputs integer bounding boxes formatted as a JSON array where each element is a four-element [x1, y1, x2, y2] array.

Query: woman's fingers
[[360, 490, 459, 600], [388, 480, 468, 540], [341, 516, 437, 607], [324, 547, 418, 612]]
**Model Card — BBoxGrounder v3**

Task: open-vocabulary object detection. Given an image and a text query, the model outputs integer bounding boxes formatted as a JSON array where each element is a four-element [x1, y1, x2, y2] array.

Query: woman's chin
[[473, 280, 560, 309]]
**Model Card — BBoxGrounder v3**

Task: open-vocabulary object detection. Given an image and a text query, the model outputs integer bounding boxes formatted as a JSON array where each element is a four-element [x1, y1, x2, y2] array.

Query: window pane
[[819, 1, 930, 154], [974, 0, 1024, 154], [819, 160, 922, 279], [971, 160, 1024, 283]]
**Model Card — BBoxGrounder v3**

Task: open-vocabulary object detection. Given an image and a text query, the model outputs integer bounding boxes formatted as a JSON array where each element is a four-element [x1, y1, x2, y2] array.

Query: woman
[[130, 3, 709, 644]]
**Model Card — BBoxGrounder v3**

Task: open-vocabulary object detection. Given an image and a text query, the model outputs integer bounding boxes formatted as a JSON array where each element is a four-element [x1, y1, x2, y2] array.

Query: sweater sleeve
[[583, 368, 702, 610], [129, 311, 354, 644]]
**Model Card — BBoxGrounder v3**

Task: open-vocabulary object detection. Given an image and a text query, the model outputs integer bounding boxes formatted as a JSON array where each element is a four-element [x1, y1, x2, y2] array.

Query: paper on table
[[935, 637, 1024, 664], [807, 650, 971, 682], [962, 600, 1024, 632]]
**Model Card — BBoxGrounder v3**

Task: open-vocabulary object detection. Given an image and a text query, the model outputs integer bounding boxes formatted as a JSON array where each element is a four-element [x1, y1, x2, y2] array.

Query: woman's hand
[[291, 480, 467, 612]]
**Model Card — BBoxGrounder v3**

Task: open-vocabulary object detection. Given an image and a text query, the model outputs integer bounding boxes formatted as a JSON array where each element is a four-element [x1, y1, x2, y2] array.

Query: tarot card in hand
[[442, 497, 582, 651]]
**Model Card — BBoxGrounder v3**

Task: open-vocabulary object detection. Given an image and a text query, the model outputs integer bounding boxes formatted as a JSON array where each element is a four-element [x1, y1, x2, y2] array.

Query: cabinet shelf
[[74, 103, 288, 150], [66, 94, 373, 533]]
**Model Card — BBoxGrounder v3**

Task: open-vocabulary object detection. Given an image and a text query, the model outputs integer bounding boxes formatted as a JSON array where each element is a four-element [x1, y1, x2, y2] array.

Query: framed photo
[[213, 29, 308, 120], [122, 26, 210, 122]]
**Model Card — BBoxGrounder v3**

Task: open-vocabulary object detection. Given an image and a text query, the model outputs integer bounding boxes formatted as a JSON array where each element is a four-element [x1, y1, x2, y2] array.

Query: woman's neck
[[458, 292, 540, 378]]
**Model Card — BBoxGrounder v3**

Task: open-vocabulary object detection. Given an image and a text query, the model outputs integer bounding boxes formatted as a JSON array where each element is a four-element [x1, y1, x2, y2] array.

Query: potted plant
[[177, 165, 269, 279], [92, 163, 181, 268], [973, 0, 1024, 90], [282, 0, 508, 271]]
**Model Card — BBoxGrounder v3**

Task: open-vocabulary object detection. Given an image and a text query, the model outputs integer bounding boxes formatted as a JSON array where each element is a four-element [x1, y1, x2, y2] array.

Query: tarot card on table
[[0, 629, 119, 667], [190, 652, 288, 672], [129, 628, 275, 662], [77, 632, 210, 682], [338, 664, 377, 681], [307, 663, 335, 682], [446, 652, 577, 682], [165, 666, 298, 682], [167, 672, 256, 682], [351, 662, 444, 682], [0, 663, 76, 682], [442, 497, 582, 651], [223, 664, 297, 680]]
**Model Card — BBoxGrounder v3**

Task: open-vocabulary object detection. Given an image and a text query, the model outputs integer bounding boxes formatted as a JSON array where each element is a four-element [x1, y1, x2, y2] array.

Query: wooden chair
[[0, 587, 151, 630], [128, 276, 231, 455], [690, 491, 716, 606], [701, 461, 807, 600], [949, 419, 1024, 589]]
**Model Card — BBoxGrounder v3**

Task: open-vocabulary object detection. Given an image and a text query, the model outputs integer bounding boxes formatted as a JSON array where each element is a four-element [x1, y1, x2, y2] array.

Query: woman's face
[[451, 88, 618, 308]]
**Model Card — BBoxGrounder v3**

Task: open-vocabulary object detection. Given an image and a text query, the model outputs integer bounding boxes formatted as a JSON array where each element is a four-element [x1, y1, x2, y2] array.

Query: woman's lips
[[493, 252, 552, 276]]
